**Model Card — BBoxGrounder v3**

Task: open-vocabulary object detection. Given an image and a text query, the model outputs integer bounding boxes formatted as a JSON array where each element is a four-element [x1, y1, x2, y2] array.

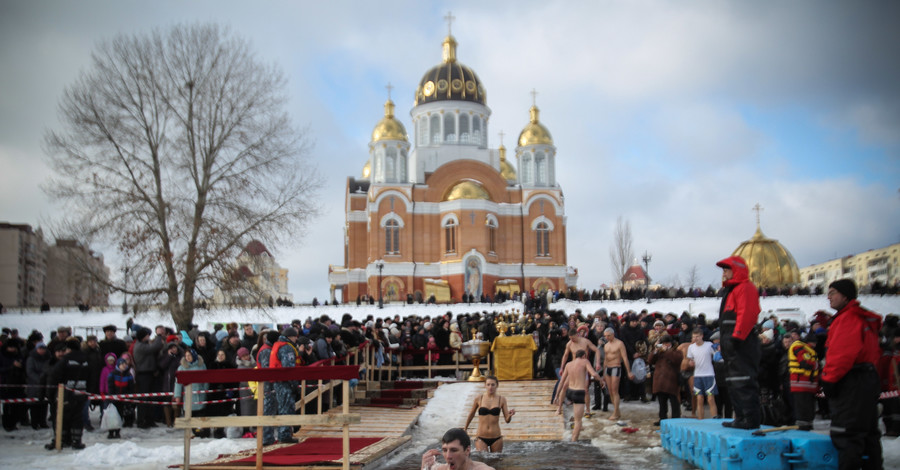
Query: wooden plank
[[175, 414, 361, 429], [455, 380, 563, 442]]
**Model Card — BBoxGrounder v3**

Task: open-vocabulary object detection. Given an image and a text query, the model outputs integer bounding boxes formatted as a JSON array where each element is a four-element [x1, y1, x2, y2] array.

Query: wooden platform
[[453, 380, 564, 441], [295, 405, 426, 439]]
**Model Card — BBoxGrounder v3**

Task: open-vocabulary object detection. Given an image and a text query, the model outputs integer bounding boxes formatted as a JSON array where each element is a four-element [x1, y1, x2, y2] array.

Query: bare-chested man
[[555, 350, 604, 441], [602, 328, 635, 421], [557, 323, 601, 412], [421, 428, 494, 470]]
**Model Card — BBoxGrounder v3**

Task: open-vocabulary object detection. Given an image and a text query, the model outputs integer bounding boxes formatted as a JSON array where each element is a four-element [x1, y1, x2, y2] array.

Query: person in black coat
[[0, 341, 26, 431], [99, 325, 128, 359], [45, 337, 91, 450]]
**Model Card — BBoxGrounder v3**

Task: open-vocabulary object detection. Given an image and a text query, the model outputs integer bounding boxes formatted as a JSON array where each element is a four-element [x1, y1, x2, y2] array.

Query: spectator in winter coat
[[648, 335, 683, 425], [45, 337, 91, 450], [235, 347, 256, 423], [81, 335, 103, 431], [241, 324, 259, 351], [99, 325, 128, 359], [263, 328, 301, 446], [25, 342, 51, 429], [207, 349, 237, 438], [788, 333, 819, 431], [193, 332, 217, 367], [172, 349, 208, 437], [0, 341, 26, 431], [132, 326, 164, 428], [106, 357, 135, 438], [158, 341, 182, 427]]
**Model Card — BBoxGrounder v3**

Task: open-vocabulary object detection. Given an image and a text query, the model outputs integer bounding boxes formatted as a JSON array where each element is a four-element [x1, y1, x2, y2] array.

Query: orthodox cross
[[498, 130, 505, 146], [470, 211, 476, 225], [752, 203, 764, 227], [386, 82, 393, 101], [444, 11, 455, 35], [530, 88, 538, 107]]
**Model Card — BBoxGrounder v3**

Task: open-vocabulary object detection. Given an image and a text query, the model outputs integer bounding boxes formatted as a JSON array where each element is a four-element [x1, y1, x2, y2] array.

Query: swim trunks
[[605, 366, 622, 377], [566, 389, 586, 404]]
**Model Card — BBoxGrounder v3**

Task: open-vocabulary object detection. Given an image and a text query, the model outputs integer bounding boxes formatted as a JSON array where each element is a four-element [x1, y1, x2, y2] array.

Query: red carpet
[[229, 437, 382, 466]]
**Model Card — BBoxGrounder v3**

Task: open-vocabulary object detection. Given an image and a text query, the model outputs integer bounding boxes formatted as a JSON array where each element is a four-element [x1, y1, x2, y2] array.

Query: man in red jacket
[[821, 279, 883, 470], [716, 256, 761, 429]]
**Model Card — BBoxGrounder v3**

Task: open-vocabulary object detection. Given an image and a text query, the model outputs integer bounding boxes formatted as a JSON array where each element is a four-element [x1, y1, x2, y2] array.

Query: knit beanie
[[829, 279, 857, 300]]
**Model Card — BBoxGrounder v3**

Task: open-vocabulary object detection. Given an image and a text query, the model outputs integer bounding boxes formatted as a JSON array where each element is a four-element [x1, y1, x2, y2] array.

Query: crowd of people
[[1, 273, 898, 467]]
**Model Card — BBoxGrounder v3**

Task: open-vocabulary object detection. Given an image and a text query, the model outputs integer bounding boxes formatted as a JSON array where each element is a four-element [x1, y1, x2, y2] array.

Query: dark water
[[368, 440, 694, 470]]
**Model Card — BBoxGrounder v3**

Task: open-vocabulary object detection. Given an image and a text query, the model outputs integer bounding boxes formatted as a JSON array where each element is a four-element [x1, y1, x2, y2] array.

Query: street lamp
[[642, 251, 652, 303], [376, 260, 384, 309]]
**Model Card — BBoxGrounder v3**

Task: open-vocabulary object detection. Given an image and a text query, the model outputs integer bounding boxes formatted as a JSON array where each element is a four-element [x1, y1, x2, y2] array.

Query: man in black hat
[[821, 279, 883, 470], [99, 325, 128, 358], [45, 337, 90, 450]]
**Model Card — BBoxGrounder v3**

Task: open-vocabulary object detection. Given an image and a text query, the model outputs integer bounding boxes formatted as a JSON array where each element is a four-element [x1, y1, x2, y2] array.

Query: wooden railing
[[362, 345, 492, 381], [175, 365, 360, 470]]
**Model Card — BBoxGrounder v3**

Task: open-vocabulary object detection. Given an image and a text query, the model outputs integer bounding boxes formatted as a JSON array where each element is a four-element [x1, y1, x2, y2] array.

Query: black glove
[[821, 381, 838, 399]]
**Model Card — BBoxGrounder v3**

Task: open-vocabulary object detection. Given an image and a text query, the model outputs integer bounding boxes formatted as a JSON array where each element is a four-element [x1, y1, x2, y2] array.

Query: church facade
[[328, 28, 577, 304]]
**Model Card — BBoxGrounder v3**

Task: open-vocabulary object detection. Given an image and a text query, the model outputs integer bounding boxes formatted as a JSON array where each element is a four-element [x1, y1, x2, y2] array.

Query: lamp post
[[376, 260, 384, 309], [642, 251, 652, 303]]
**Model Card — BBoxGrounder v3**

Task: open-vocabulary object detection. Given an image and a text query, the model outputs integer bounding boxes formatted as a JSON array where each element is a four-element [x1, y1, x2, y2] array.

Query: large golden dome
[[518, 105, 553, 147], [443, 180, 490, 201], [731, 226, 800, 288], [371, 99, 407, 142], [415, 35, 486, 106]]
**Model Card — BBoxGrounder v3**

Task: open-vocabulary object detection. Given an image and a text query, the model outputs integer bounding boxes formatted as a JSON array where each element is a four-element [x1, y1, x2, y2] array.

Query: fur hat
[[136, 327, 151, 342], [281, 327, 299, 338], [102, 324, 117, 333], [829, 279, 857, 301]]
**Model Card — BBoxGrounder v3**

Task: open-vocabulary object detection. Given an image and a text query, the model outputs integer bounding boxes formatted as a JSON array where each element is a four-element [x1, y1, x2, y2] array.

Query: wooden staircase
[[354, 380, 438, 409]]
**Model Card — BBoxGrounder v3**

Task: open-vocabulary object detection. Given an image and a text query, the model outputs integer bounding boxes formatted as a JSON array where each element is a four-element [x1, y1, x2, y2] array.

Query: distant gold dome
[[371, 99, 407, 142], [498, 144, 516, 181], [443, 180, 490, 201], [518, 105, 553, 147], [362, 160, 371, 179], [731, 226, 800, 288]]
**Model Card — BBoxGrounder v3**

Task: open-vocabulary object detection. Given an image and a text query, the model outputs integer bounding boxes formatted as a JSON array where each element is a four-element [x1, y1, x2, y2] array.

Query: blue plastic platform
[[659, 419, 837, 470]]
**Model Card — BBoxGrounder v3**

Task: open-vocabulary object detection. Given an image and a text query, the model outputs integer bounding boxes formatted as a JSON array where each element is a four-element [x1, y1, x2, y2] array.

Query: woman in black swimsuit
[[463, 376, 516, 452]]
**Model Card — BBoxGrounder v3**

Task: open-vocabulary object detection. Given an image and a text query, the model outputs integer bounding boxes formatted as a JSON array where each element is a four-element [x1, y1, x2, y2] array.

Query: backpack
[[632, 358, 648, 383]]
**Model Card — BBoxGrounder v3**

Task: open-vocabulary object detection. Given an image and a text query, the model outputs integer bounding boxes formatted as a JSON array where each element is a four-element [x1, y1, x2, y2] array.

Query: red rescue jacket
[[716, 256, 760, 340], [821, 299, 882, 384]]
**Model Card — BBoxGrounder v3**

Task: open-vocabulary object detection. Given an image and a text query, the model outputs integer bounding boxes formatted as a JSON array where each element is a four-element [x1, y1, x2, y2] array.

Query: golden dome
[[371, 99, 407, 142], [362, 160, 371, 179], [415, 35, 486, 106], [443, 180, 490, 201], [731, 226, 800, 288], [517, 105, 553, 147], [498, 144, 516, 181]]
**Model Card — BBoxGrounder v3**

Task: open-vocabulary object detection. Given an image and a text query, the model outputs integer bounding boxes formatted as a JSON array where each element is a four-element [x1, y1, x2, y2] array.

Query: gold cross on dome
[[444, 11, 455, 36], [530, 88, 538, 107], [386, 82, 393, 100], [752, 203, 764, 227], [498, 130, 505, 146]]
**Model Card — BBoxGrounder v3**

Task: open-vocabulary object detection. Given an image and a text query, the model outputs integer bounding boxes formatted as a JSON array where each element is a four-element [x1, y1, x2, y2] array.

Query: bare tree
[[44, 23, 320, 330], [685, 265, 700, 291], [609, 216, 634, 285]]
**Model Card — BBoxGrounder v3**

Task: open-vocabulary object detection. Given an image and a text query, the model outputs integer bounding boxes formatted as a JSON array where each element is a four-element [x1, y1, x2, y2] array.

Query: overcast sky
[[1, 0, 899, 302]]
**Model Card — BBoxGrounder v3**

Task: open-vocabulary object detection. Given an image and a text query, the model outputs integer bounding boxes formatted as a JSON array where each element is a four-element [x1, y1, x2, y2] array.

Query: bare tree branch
[[609, 215, 634, 285]]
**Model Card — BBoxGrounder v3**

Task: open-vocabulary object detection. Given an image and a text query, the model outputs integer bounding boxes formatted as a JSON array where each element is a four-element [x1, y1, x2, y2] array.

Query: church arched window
[[535, 151, 546, 185], [521, 153, 532, 184], [472, 117, 482, 145], [487, 218, 497, 254], [444, 219, 457, 254], [443, 113, 456, 143], [399, 149, 408, 182], [385, 219, 400, 255], [417, 119, 427, 146], [430, 114, 441, 144], [459, 114, 470, 144], [385, 148, 397, 182], [536, 222, 550, 257]]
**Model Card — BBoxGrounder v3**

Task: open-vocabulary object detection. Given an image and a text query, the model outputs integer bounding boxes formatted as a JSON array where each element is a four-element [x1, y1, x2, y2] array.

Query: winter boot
[[163, 404, 174, 428], [107, 430, 116, 439], [71, 428, 85, 450]]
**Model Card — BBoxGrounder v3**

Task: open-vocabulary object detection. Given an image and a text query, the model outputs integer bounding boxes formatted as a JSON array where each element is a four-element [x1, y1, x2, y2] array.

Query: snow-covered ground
[[1, 295, 899, 468]]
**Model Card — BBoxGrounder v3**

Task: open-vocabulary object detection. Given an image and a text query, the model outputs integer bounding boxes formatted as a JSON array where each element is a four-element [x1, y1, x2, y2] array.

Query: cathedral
[[328, 23, 577, 304]]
